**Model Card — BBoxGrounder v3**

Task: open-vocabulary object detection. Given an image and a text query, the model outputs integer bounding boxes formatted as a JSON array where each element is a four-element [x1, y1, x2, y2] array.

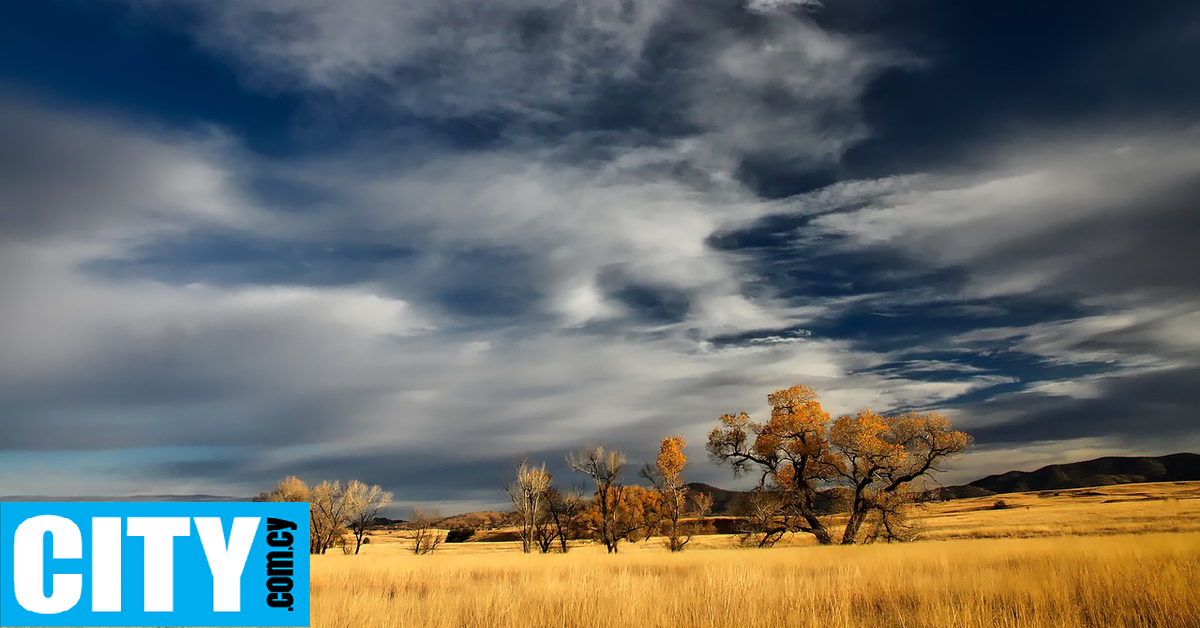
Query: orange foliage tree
[[642, 436, 713, 551], [707, 384, 970, 545]]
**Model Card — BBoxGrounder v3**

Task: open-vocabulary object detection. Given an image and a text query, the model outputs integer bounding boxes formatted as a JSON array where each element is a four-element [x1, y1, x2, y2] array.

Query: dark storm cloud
[[824, 0, 1200, 178], [139, 449, 523, 504], [0, 305, 401, 451], [134, 410, 758, 507], [967, 175, 1200, 300], [597, 265, 693, 324], [0, 102, 199, 241], [967, 367, 1200, 446], [0, 393, 361, 452]]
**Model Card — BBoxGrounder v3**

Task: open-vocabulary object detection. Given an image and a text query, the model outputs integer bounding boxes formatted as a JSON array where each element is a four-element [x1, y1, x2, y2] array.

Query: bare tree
[[543, 486, 586, 553], [736, 489, 791, 548], [685, 492, 714, 550], [344, 480, 394, 555], [409, 507, 444, 555], [506, 459, 553, 554], [568, 445, 628, 553], [861, 488, 923, 543]]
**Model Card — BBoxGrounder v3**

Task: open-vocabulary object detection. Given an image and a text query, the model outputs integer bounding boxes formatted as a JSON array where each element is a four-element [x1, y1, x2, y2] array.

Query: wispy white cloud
[[135, 0, 670, 119]]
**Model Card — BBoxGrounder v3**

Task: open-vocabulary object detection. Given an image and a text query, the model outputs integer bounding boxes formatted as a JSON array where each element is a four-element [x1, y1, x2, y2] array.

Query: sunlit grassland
[[314, 533, 1199, 628], [310, 482, 1200, 628]]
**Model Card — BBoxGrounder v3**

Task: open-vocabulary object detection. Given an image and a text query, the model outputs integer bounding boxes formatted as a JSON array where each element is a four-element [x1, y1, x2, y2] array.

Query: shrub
[[446, 527, 476, 543], [992, 499, 1012, 510]]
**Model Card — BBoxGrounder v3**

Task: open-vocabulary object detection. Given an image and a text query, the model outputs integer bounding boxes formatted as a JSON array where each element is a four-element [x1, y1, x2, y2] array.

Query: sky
[[1, 0, 1198, 514]]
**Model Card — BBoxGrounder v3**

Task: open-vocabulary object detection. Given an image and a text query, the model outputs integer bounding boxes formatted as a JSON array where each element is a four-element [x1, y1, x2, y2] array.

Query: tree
[[344, 480, 394, 555], [568, 445, 638, 553], [311, 480, 351, 554], [641, 436, 712, 551], [861, 487, 923, 543], [506, 459, 553, 554], [612, 484, 663, 543], [737, 489, 790, 548], [258, 476, 322, 554], [542, 486, 586, 553], [708, 384, 970, 546], [257, 475, 311, 502], [409, 507, 444, 555], [828, 409, 968, 543], [258, 476, 401, 554]]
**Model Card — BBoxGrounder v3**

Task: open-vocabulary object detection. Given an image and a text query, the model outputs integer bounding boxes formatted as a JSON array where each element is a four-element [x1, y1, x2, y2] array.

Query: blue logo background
[[0, 502, 310, 627]]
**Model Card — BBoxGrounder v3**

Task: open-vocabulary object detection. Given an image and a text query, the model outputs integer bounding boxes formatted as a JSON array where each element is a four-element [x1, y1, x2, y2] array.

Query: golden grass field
[[312, 482, 1200, 628]]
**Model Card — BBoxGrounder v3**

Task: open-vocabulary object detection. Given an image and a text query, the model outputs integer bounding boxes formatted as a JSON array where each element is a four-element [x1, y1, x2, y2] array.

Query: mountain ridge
[[692, 453, 1200, 515]]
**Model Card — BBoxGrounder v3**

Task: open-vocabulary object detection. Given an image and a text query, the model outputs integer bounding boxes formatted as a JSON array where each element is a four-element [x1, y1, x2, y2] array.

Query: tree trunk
[[556, 523, 570, 553], [801, 511, 833, 545], [841, 507, 866, 545]]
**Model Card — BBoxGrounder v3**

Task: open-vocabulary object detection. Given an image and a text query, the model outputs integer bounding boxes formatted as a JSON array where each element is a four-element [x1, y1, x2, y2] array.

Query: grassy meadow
[[310, 482, 1200, 628], [315, 533, 1198, 628]]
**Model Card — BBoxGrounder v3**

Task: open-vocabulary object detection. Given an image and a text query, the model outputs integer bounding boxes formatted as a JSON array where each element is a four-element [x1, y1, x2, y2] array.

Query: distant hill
[[369, 516, 407, 528], [959, 452, 1200, 495], [922, 484, 996, 500], [692, 453, 1200, 513], [686, 482, 751, 515], [436, 510, 509, 530]]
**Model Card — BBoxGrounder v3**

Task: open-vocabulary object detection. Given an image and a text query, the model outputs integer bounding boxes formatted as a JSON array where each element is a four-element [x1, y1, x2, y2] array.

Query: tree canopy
[[708, 384, 970, 545]]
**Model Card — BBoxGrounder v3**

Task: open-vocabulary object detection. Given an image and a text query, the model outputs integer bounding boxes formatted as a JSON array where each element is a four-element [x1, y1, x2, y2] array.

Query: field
[[311, 482, 1200, 628]]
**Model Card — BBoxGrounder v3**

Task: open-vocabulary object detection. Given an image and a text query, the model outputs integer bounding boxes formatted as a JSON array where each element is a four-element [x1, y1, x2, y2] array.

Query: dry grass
[[315, 533, 1200, 628], [311, 482, 1200, 628], [914, 481, 1200, 541]]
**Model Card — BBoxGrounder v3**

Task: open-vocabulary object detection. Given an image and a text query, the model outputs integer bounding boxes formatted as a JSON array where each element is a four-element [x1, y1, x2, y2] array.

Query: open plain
[[310, 482, 1200, 628]]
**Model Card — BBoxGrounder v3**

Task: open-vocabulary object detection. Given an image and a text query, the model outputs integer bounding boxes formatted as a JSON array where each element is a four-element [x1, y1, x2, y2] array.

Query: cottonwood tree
[[258, 476, 323, 554], [311, 480, 352, 554], [829, 409, 968, 543], [344, 480, 394, 555], [259, 476, 397, 554], [613, 484, 664, 543], [409, 507, 444, 555], [708, 385, 970, 546], [507, 459, 553, 554], [641, 436, 713, 551]]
